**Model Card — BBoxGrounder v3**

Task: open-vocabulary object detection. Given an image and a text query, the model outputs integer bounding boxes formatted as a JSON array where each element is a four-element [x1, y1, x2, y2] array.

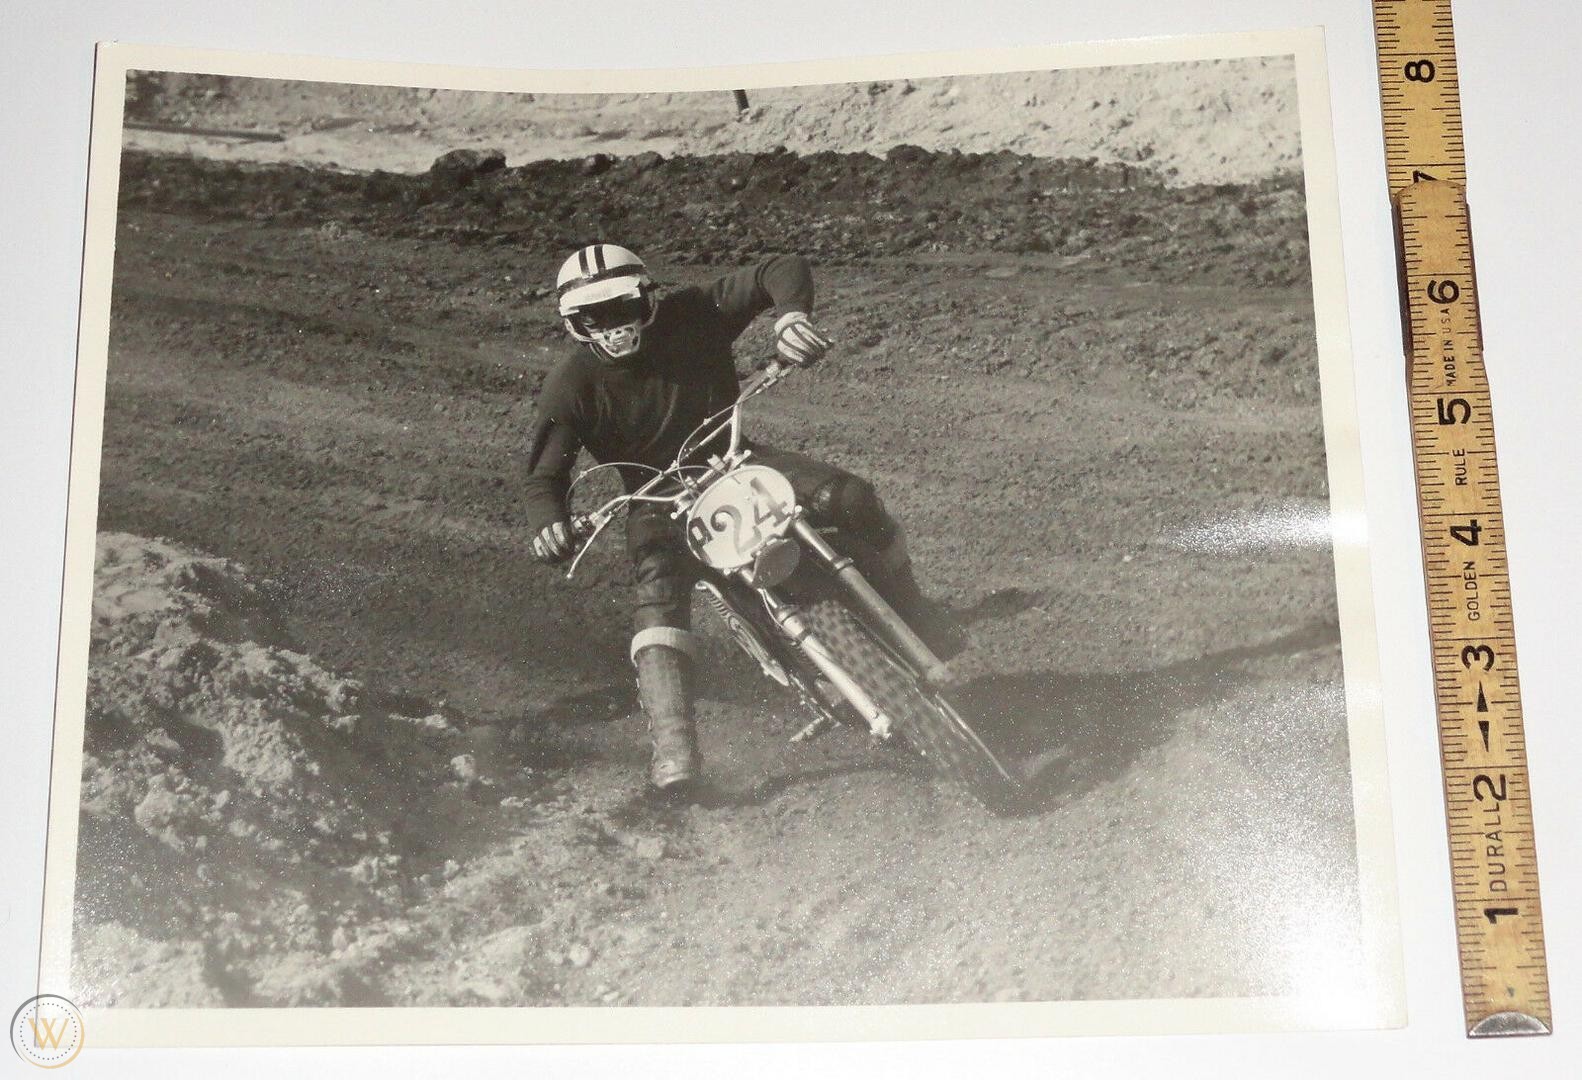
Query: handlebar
[[740, 357, 788, 398], [556, 357, 794, 578]]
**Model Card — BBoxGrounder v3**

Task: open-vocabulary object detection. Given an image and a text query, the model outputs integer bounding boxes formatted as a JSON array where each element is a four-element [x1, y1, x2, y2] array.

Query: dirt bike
[[560, 358, 1020, 806]]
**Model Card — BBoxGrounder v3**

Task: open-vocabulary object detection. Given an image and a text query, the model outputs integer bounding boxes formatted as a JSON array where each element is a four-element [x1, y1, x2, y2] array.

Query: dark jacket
[[522, 255, 815, 532]]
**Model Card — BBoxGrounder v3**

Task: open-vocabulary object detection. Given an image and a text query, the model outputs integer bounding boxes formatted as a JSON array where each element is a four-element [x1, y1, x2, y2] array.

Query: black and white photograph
[[41, 33, 1401, 1041]]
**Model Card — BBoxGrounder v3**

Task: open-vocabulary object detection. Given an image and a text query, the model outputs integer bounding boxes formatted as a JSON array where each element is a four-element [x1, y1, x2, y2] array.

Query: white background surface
[[1, 1, 1576, 1076]]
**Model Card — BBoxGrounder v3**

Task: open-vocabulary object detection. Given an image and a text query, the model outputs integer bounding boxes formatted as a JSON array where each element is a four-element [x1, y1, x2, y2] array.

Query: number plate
[[684, 465, 798, 571]]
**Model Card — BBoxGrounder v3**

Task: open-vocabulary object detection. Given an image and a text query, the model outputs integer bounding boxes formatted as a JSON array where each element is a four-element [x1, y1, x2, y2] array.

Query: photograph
[[41, 32, 1400, 1041]]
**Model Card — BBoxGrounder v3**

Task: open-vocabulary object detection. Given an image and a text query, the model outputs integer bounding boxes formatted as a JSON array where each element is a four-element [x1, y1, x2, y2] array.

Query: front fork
[[741, 516, 948, 740], [787, 519, 953, 686], [710, 513, 949, 742], [755, 586, 894, 742]]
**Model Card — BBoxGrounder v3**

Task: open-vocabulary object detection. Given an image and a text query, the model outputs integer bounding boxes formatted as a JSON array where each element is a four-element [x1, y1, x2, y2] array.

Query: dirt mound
[[118, 148, 1310, 289], [696, 59, 1301, 185], [74, 533, 756, 1006], [124, 57, 1299, 185], [77, 536, 514, 1003], [82, 533, 454, 858]]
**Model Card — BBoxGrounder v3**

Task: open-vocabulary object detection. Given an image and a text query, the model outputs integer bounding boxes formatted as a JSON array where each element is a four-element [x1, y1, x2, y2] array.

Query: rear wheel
[[798, 597, 1020, 807]]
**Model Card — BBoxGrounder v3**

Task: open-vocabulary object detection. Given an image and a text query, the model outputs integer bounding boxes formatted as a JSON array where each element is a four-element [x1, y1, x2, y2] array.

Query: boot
[[634, 644, 701, 790]]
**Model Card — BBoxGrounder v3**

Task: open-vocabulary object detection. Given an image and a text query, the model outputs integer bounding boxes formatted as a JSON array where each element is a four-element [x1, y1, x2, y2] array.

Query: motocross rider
[[525, 243, 959, 792]]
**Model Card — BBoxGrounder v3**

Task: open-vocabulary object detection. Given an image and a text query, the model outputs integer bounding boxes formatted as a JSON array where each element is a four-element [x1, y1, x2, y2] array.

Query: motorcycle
[[561, 359, 1020, 806]]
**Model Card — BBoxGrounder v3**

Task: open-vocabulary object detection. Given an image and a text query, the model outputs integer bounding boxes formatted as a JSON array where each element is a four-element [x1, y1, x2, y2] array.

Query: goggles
[[568, 295, 650, 334]]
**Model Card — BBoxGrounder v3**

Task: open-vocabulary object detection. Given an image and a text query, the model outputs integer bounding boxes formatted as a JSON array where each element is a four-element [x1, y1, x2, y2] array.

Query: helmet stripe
[[556, 265, 652, 297], [593, 245, 608, 272], [577, 246, 591, 275]]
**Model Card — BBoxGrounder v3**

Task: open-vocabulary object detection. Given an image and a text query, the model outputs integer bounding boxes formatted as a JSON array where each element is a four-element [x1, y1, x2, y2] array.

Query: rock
[[632, 836, 666, 861], [580, 153, 614, 176], [325, 680, 362, 712], [627, 150, 664, 173], [145, 728, 182, 754], [449, 753, 479, 782], [886, 144, 930, 165], [567, 943, 593, 968], [409, 713, 458, 737], [133, 779, 189, 846], [428, 147, 506, 178]]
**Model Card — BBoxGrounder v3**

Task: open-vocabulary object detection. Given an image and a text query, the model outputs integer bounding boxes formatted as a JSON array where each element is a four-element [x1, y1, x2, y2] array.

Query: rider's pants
[[625, 444, 903, 633]]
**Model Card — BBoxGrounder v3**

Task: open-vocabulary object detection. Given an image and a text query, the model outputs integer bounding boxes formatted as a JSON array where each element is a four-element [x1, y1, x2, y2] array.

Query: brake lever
[[563, 510, 612, 580]]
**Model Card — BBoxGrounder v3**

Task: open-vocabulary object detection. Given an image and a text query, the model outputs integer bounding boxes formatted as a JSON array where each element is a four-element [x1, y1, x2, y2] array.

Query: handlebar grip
[[568, 513, 596, 538]]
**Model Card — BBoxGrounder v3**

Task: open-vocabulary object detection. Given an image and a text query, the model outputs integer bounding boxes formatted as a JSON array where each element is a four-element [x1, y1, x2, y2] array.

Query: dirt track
[[74, 150, 1363, 1007]]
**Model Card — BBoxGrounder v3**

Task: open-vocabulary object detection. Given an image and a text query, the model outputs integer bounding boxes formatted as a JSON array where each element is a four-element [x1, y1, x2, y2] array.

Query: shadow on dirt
[[699, 757, 931, 809], [955, 620, 1341, 817]]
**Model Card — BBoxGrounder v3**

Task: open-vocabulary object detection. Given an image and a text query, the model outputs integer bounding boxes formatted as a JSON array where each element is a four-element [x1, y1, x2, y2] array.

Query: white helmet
[[555, 243, 657, 359]]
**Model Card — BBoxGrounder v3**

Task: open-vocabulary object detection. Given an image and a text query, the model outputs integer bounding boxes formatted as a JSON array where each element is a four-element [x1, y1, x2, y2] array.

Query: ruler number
[[1450, 518, 1482, 546], [1485, 907, 1519, 924], [1404, 59, 1438, 82], [1437, 397, 1473, 424], [1473, 773, 1508, 802], [1428, 279, 1461, 304], [1461, 644, 1496, 671], [1413, 170, 1439, 182]]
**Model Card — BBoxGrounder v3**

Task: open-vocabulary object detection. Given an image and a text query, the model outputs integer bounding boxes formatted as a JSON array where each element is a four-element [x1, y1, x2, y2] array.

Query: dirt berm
[[118, 147, 1309, 289]]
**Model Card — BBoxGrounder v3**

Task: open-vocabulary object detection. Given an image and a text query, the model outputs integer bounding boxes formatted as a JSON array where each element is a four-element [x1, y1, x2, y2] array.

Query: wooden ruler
[[1374, 0, 1552, 1037]]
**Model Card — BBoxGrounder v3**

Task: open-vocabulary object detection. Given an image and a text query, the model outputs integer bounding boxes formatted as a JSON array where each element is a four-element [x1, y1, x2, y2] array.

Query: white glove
[[532, 520, 577, 564], [773, 311, 831, 367]]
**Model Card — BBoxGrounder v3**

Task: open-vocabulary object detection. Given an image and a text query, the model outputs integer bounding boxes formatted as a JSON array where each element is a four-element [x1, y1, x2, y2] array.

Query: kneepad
[[806, 474, 899, 549]]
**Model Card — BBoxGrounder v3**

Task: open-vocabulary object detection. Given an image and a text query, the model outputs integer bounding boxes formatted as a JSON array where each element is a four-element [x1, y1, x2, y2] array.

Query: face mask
[[591, 322, 644, 358]]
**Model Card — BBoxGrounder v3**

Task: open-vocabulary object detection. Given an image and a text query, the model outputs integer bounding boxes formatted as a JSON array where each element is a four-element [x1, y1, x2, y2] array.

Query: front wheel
[[798, 597, 1020, 807]]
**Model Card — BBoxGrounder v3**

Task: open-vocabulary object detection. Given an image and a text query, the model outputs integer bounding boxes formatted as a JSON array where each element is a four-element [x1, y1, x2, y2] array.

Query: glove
[[531, 520, 577, 564], [773, 311, 831, 367]]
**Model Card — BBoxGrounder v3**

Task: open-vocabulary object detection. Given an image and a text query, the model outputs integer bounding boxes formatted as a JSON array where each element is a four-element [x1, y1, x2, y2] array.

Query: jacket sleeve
[[707, 254, 816, 342], [521, 366, 585, 533]]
